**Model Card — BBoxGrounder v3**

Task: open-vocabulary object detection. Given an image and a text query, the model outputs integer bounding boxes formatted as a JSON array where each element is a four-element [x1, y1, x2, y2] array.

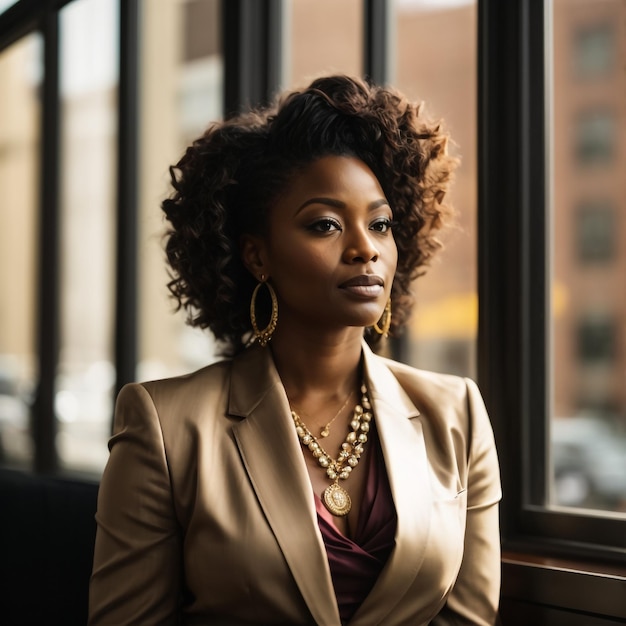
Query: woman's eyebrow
[[295, 197, 389, 215], [368, 198, 390, 211], [295, 197, 345, 214]]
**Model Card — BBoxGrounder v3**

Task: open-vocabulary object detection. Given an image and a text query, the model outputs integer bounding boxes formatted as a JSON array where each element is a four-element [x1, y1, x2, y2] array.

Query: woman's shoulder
[[374, 355, 499, 496], [143, 357, 232, 389], [373, 353, 476, 403], [118, 357, 234, 414]]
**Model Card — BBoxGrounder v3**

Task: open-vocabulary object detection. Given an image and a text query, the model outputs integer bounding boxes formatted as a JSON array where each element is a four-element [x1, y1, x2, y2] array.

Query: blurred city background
[[0, 0, 624, 514]]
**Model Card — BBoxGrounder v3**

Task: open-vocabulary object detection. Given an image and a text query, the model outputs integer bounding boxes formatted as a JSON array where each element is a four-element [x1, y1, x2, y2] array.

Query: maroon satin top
[[315, 426, 397, 624]]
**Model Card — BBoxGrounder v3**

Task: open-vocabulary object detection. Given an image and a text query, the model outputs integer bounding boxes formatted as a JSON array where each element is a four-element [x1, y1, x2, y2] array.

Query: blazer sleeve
[[431, 378, 502, 626], [89, 383, 182, 626]]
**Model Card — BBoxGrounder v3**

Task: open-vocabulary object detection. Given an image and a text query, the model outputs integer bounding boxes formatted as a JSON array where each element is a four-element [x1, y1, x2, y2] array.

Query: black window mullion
[[0, 0, 77, 51], [521, 0, 548, 509], [478, 0, 526, 542], [114, 0, 140, 399], [34, 6, 61, 474], [266, 0, 283, 99], [363, 0, 389, 85], [222, 0, 283, 117], [0, 0, 39, 50], [482, 0, 553, 548]]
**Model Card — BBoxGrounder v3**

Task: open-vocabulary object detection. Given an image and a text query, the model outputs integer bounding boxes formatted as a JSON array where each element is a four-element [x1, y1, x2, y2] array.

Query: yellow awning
[[411, 292, 477, 339]]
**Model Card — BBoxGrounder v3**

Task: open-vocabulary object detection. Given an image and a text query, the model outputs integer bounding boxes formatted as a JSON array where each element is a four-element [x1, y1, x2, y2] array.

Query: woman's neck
[[269, 326, 364, 400]]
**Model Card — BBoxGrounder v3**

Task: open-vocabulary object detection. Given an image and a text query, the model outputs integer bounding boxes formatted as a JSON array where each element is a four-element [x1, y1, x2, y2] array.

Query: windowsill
[[501, 550, 626, 621]]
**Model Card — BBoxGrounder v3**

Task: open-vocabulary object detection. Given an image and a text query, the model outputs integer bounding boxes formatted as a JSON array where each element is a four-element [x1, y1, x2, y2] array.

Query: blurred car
[[551, 415, 626, 509], [0, 364, 32, 463]]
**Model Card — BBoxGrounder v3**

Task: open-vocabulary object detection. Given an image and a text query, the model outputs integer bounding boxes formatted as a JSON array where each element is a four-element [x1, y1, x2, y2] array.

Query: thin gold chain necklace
[[291, 389, 354, 438], [291, 382, 371, 517]]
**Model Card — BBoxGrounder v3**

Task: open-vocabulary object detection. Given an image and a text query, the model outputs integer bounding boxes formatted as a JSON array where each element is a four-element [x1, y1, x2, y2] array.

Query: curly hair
[[162, 74, 457, 356]]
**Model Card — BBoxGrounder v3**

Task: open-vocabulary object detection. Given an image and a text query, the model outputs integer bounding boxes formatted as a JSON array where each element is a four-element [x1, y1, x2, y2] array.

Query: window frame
[[0, 0, 139, 473], [0, 0, 392, 473], [478, 0, 625, 563], [2, 0, 624, 595]]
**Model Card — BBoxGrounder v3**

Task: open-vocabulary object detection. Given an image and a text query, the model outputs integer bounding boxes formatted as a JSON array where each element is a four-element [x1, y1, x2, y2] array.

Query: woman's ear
[[240, 234, 269, 280]]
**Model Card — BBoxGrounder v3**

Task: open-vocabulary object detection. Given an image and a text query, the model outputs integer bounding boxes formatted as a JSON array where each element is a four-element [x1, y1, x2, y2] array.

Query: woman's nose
[[342, 229, 379, 264]]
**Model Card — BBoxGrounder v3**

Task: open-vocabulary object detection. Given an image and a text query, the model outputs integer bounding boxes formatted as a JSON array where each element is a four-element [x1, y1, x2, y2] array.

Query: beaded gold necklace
[[291, 382, 371, 516]]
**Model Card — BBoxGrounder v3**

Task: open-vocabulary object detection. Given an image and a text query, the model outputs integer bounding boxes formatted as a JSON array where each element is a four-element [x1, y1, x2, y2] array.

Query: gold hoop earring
[[373, 298, 392, 337], [250, 278, 278, 347]]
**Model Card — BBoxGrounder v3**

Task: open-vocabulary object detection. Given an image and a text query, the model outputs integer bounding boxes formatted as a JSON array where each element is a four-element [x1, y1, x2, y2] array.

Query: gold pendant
[[320, 428, 330, 438], [322, 482, 351, 516]]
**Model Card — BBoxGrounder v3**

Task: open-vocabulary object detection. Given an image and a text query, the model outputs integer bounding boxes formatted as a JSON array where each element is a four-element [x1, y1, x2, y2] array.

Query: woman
[[89, 75, 501, 625]]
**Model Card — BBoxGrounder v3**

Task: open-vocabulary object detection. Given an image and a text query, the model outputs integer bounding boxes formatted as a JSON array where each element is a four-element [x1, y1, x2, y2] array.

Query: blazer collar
[[228, 344, 341, 626], [228, 341, 432, 626], [351, 343, 433, 625]]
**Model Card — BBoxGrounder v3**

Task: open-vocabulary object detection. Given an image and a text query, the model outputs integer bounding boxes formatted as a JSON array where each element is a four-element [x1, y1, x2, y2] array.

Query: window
[[576, 203, 615, 263], [136, 0, 222, 388], [56, 0, 119, 473], [552, 1, 626, 518], [576, 313, 616, 364], [393, 0, 478, 378], [0, 33, 42, 470], [551, 0, 625, 518], [575, 109, 615, 165], [574, 22, 614, 78], [482, 1, 625, 620], [2, 2, 624, 621]]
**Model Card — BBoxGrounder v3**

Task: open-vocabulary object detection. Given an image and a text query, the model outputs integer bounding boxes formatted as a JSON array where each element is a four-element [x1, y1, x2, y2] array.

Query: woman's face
[[254, 155, 398, 334]]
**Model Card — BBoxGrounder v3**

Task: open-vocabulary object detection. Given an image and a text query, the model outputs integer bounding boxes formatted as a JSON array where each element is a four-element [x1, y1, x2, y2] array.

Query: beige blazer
[[89, 342, 501, 626]]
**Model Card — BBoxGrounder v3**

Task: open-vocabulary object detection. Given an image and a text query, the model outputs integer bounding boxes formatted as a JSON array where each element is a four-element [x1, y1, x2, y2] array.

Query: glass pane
[[0, 0, 19, 16], [0, 34, 42, 469], [393, 0, 478, 378], [549, 0, 626, 514], [137, 0, 223, 383], [56, 0, 119, 473], [286, 0, 362, 88]]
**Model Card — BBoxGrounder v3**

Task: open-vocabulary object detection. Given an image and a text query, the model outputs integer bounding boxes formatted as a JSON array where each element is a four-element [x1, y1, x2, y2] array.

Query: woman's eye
[[308, 218, 342, 233], [370, 218, 393, 233]]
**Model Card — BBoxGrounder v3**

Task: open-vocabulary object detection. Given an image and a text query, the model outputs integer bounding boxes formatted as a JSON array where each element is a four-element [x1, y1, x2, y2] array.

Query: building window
[[575, 110, 615, 165], [577, 313, 616, 364], [574, 23, 614, 78], [0, 33, 42, 470], [393, 0, 478, 379], [576, 202, 615, 263]]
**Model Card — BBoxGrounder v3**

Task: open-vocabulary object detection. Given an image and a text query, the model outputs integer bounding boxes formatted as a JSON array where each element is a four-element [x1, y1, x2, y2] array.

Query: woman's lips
[[342, 284, 384, 297], [339, 275, 384, 298]]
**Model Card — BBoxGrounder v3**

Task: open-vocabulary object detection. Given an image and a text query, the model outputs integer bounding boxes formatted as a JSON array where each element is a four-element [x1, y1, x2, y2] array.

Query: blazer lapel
[[229, 345, 341, 626], [350, 343, 433, 625]]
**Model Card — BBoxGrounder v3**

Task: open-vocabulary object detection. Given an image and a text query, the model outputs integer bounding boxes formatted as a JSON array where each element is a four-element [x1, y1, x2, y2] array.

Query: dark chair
[[0, 469, 98, 626]]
